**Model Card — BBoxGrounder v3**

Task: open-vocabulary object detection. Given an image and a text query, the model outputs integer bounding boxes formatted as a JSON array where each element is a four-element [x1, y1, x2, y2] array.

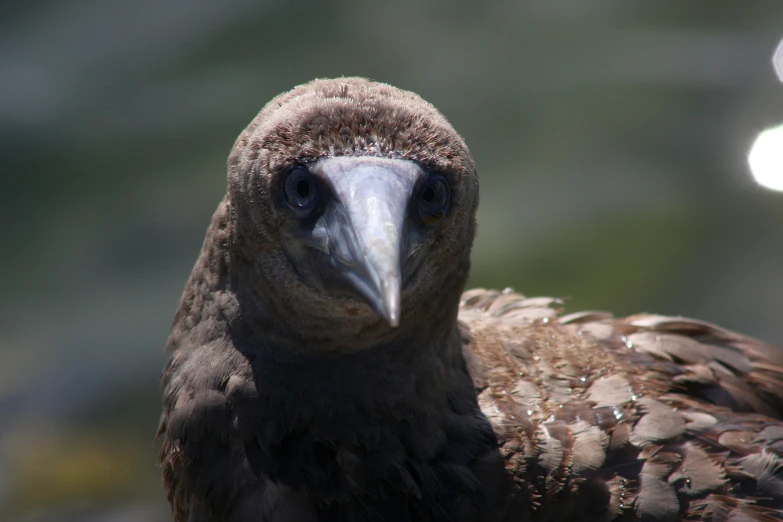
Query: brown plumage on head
[[220, 78, 479, 352]]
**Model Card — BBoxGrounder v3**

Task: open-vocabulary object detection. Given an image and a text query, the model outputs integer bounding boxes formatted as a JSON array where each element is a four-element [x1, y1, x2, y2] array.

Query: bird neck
[[167, 201, 495, 508], [228, 323, 495, 520], [226, 259, 473, 433], [239, 325, 468, 417]]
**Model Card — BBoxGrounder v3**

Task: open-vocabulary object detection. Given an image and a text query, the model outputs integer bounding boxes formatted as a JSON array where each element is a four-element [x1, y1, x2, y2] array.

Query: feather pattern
[[460, 288, 783, 520]]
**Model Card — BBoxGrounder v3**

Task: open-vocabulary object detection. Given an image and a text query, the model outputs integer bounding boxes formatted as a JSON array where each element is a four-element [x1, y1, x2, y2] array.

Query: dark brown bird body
[[158, 78, 783, 521]]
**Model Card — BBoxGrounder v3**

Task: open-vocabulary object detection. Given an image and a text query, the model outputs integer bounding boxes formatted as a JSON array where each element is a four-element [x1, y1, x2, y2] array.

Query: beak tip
[[388, 313, 400, 328], [382, 285, 401, 328]]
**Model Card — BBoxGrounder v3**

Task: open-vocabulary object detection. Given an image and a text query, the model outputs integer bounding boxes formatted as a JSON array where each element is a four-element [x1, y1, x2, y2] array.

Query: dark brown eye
[[283, 165, 319, 216], [418, 174, 450, 225]]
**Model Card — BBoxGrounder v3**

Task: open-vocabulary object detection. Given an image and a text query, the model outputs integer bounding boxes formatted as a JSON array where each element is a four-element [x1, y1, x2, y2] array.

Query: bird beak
[[308, 157, 424, 327]]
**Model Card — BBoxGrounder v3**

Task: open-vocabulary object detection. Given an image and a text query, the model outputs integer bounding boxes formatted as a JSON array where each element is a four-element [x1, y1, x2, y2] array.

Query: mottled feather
[[460, 288, 783, 520]]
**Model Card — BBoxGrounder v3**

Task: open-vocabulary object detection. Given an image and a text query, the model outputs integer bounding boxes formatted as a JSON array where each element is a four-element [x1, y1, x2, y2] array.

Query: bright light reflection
[[748, 123, 783, 192], [774, 36, 783, 82]]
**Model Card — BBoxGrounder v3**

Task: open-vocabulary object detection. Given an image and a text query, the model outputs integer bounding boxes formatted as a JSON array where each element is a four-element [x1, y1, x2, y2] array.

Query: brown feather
[[460, 288, 783, 520], [158, 78, 783, 521]]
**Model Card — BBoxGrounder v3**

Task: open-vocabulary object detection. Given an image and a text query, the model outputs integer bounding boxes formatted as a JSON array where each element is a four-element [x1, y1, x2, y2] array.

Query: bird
[[157, 77, 783, 521]]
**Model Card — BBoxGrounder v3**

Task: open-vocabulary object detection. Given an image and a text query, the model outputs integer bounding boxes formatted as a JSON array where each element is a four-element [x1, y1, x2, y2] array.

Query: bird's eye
[[418, 174, 450, 225], [283, 165, 319, 216]]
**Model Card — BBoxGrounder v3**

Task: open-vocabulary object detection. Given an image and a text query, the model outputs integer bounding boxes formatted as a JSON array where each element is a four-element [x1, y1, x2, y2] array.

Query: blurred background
[[2, 1, 783, 520]]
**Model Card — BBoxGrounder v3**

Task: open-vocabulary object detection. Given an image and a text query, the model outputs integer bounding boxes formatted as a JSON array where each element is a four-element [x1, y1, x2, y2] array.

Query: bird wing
[[459, 288, 783, 521]]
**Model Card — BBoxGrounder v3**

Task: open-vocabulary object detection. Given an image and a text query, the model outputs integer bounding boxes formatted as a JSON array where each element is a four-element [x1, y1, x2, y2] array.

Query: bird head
[[226, 78, 478, 349]]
